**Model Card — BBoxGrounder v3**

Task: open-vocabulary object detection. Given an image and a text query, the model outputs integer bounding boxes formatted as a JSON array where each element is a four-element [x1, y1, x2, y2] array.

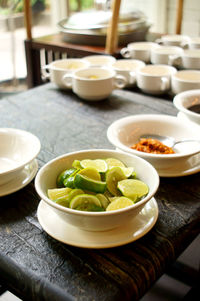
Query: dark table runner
[[0, 83, 199, 301]]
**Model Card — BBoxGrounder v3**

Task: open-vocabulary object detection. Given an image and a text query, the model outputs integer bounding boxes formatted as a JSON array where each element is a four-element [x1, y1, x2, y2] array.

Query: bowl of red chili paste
[[107, 114, 200, 170]]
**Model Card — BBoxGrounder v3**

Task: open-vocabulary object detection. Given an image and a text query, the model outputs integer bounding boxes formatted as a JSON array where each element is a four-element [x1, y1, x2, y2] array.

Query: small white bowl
[[34, 149, 159, 232], [107, 114, 200, 170], [173, 89, 200, 125], [0, 128, 41, 185], [83, 55, 116, 67]]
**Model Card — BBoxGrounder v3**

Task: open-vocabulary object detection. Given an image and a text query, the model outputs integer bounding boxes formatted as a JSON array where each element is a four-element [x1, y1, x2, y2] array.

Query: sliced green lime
[[78, 167, 101, 181], [106, 197, 134, 211], [74, 173, 106, 193], [96, 193, 110, 209], [106, 166, 127, 196], [120, 167, 135, 178], [75, 204, 104, 212], [68, 188, 84, 202], [118, 179, 149, 200], [105, 158, 125, 169], [80, 159, 108, 173], [72, 160, 82, 169], [55, 198, 70, 207], [54, 189, 84, 208], [69, 194, 102, 211], [63, 176, 75, 188], [47, 187, 72, 200], [56, 168, 76, 187]]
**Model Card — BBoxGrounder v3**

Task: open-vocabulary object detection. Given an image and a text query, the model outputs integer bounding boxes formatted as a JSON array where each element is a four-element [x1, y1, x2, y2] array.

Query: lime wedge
[[56, 168, 76, 187], [47, 187, 72, 200], [63, 176, 75, 188], [96, 193, 110, 209], [106, 166, 127, 195], [118, 179, 149, 200], [78, 167, 101, 181], [80, 159, 108, 173], [55, 198, 70, 207], [54, 189, 84, 208], [69, 194, 102, 211], [105, 158, 125, 169], [121, 167, 135, 178], [74, 173, 107, 193], [106, 197, 134, 211], [72, 160, 82, 169]]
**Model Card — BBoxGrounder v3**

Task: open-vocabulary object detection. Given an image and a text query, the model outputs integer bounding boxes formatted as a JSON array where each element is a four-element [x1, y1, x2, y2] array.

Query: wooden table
[[0, 84, 199, 301]]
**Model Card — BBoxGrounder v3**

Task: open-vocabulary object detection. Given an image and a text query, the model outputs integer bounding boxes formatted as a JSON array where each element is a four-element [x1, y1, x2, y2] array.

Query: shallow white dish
[[107, 114, 200, 170], [0, 159, 38, 197], [0, 128, 40, 186], [37, 197, 158, 249]]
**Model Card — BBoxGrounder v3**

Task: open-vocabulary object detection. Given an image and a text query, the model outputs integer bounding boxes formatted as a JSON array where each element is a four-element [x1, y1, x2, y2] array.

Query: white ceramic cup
[[171, 70, 200, 94], [169, 49, 200, 69], [63, 67, 127, 101], [111, 59, 145, 87], [181, 37, 200, 50], [83, 55, 116, 67], [151, 46, 183, 65], [155, 34, 190, 47], [120, 42, 159, 63], [136, 64, 177, 94], [41, 58, 90, 89]]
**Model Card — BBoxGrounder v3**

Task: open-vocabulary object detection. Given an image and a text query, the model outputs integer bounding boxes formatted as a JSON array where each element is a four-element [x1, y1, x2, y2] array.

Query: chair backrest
[[175, 0, 184, 34]]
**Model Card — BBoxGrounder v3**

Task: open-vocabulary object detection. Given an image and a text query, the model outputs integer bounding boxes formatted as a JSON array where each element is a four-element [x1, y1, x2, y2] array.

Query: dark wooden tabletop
[[0, 84, 199, 301]]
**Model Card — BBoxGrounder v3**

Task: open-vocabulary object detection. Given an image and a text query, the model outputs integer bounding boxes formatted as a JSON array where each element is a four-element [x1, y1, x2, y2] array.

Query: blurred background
[[0, 0, 200, 96]]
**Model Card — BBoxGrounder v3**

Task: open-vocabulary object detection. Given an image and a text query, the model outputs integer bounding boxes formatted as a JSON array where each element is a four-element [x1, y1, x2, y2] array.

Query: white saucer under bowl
[[0, 159, 38, 197], [157, 153, 200, 177], [37, 198, 158, 249]]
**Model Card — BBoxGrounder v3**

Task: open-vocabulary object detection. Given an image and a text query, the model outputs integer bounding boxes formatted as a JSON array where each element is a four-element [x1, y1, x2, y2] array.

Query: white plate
[[37, 198, 158, 249], [177, 111, 200, 126], [157, 152, 200, 177], [0, 159, 38, 197]]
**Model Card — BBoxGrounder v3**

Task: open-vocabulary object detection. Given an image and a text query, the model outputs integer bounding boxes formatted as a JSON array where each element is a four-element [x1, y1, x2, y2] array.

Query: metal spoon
[[140, 134, 200, 148]]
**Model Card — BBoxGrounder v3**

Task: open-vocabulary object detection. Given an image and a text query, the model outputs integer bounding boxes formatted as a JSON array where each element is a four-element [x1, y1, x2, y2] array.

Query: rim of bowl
[[0, 128, 41, 176], [34, 149, 160, 216], [173, 89, 200, 119], [137, 64, 177, 77], [107, 114, 200, 159], [48, 59, 90, 71]]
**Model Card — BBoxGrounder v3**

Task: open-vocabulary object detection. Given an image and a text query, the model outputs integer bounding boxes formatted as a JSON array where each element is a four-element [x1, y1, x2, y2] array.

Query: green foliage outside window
[[0, 0, 48, 15], [69, 0, 94, 11]]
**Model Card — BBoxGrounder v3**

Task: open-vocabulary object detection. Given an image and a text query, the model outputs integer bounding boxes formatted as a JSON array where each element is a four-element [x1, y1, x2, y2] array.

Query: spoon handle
[[174, 139, 200, 146]]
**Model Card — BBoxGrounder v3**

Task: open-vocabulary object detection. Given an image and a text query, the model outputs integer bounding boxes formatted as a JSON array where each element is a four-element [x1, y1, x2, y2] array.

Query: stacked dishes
[[0, 128, 40, 196], [58, 10, 151, 46], [35, 149, 159, 248]]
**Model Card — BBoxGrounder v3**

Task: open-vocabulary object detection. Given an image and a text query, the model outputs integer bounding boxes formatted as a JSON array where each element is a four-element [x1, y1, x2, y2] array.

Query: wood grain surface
[[0, 84, 199, 301]]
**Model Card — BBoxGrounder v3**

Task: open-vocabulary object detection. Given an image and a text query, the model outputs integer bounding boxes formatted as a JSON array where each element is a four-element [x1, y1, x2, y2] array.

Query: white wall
[[121, 0, 200, 36], [167, 0, 200, 36]]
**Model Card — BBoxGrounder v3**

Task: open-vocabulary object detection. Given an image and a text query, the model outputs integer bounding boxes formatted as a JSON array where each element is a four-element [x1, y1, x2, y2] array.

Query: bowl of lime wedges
[[35, 149, 159, 231]]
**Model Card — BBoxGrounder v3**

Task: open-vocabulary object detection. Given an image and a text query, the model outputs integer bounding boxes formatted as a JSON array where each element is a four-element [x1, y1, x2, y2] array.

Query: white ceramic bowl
[[35, 149, 159, 231], [0, 128, 41, 185], [173, 89, 200, 125], [107, 114, 200, 170]]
